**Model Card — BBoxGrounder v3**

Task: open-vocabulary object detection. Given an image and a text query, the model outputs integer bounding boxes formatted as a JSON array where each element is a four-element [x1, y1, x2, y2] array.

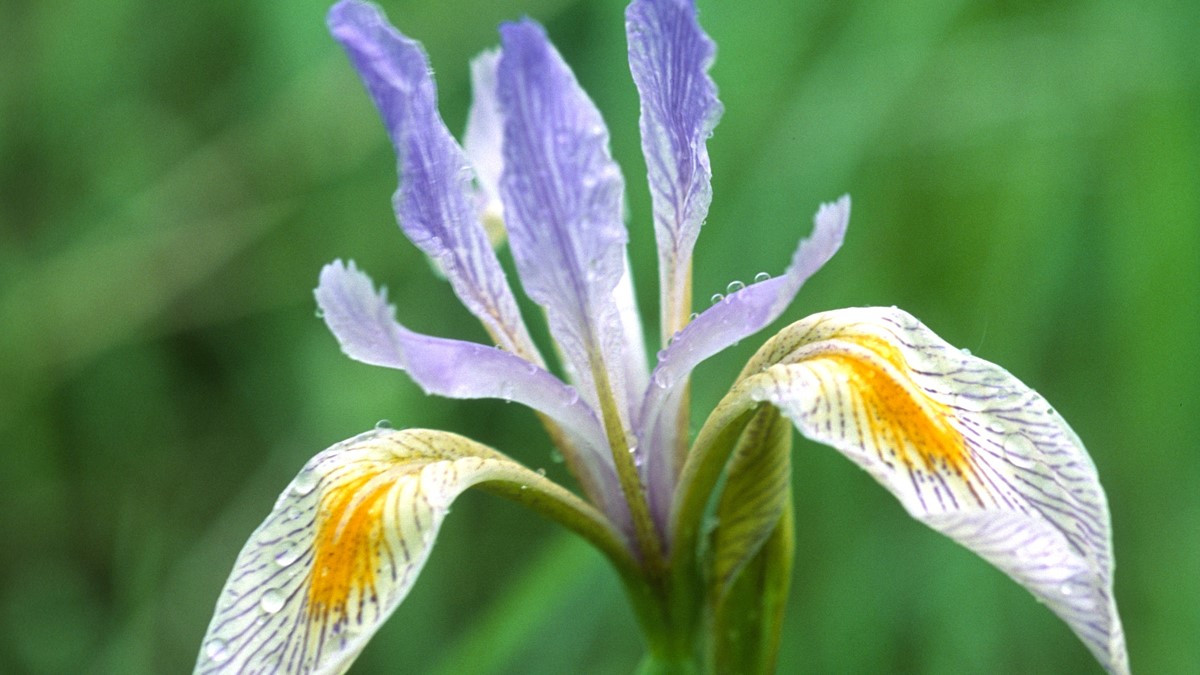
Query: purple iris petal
[[641, 195, 850, 527], [463, 49, 505, 225], [496, 20, 640, 420], [314, 260, 623, 515], [328, 1, 537, 358], [627, 0, 723, 337]]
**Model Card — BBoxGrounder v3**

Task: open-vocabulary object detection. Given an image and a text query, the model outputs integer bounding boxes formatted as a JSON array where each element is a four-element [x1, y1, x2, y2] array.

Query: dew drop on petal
[[960, 347, 972, 356], [753, 272, 771, 283], [314, 309, 325, 319], [293, 467, 319, 496], [726, 280, 745, 294], [656, 349, 668, 362], [375, 419, 392, 430], [536, 467, 546, 477], [688, 312, 699, 321], [565, 387, 580, 405], [260, 588, 286, 614], [205, 638, 230, 663], [274, 546, 302, 568], [1002, 432, 1040, 470], [652, 370, 671, 389]]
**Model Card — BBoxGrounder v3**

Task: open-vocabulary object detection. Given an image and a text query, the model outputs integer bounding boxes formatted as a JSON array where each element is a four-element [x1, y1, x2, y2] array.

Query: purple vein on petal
[[640, 195, 850, 528], [496, 19, 640, 421], [328, 0, 539, 362], [627, 0, 723, 341]]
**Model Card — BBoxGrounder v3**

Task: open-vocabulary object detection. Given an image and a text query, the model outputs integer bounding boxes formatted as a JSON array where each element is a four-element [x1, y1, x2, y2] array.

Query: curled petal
[[328, 0, 537, 360], [640, 196, 849, 525], [737, 307, 1127, 673], [496, 19, 638, 420], [626, 0, 724, 340], [314, 260, 625, 518], [195, 429, 621, 675]]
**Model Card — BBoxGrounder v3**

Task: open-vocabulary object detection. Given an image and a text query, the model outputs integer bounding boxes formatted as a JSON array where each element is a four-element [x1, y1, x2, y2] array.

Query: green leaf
[[709, 406, 792, 600], [710, 454, 794, 675]]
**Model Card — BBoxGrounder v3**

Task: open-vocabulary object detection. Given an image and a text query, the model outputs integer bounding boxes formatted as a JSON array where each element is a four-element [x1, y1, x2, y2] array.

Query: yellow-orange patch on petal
[[737, 307, 1126, 673], [782, 328, 970, 479], [308, 466, 401, 621]]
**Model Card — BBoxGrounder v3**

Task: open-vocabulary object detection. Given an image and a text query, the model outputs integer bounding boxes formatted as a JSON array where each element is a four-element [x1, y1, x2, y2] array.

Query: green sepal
[[707, 406, 795, 674]]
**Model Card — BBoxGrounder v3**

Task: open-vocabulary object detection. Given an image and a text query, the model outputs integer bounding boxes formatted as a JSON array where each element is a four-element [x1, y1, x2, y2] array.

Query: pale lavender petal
[[639, 196, 849, 524], [626, 0, 723, 339], [328, 1, 537, 359], [615, 255, 651, 424], [496, 20, 635, 421], [314, 260, 623, 515], [463, 49, 506, 232]]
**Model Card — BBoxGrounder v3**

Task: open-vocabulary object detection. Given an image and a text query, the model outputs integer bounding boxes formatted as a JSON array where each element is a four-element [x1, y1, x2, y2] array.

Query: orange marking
[[819, 332, 969, 477], [308, 469, 392, 621]]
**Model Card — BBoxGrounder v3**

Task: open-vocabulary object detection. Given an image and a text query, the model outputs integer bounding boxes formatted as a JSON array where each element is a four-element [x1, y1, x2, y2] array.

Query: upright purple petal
[[627, 0, 723, 341], [315, 260, 627, 520], [496, 20, 640, 421], [640, 196, 850, 525], [328, 1, 538, 361], [463, 49, 506, 233]]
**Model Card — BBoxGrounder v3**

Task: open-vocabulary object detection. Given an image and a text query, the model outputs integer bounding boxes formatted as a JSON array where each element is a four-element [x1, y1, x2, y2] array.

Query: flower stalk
[[194, 2, 1128, 674]]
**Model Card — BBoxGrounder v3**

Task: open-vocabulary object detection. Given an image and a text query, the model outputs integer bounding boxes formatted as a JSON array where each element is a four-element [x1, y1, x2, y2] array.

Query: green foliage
[[1, 0, 1196, 672]]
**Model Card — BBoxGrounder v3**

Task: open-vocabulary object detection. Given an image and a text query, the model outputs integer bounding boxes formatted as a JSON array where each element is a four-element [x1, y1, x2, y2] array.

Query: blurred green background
[[2, 0, 1197, 672]]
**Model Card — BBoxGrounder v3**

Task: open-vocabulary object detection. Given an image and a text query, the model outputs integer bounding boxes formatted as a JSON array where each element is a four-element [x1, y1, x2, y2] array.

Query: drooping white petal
[[195, 429, 575, 675], [739, 307, 1127, 674]]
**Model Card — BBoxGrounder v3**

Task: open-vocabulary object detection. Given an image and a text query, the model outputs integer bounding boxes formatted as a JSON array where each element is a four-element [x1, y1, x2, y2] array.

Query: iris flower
[[196, 0, 1127, 672]]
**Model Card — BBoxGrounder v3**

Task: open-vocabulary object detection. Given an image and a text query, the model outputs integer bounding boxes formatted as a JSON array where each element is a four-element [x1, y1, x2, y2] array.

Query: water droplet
[[1045, 407, 1055, 416], [525, 361, 538, 374], [374, 419, 392, 430], [986, 422, 1005, 435], [314, 309, 325, 319], [565, 387, 580, 405], [1002, 432, 1040, 470], [960, 347, 972, 356], [726, 280, 745, 294], [286, 506, 302, 521], [260, 588, 286, 614], [753, 272, 771, 283], [205, 638, 230, 663], [519, 484, 528, 491], [293, 468, 318, 496], [652, 370, 671, 389], [710, 293, 724, 304], [656, 349, 668, 362], [275, 546, 302, 567]]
